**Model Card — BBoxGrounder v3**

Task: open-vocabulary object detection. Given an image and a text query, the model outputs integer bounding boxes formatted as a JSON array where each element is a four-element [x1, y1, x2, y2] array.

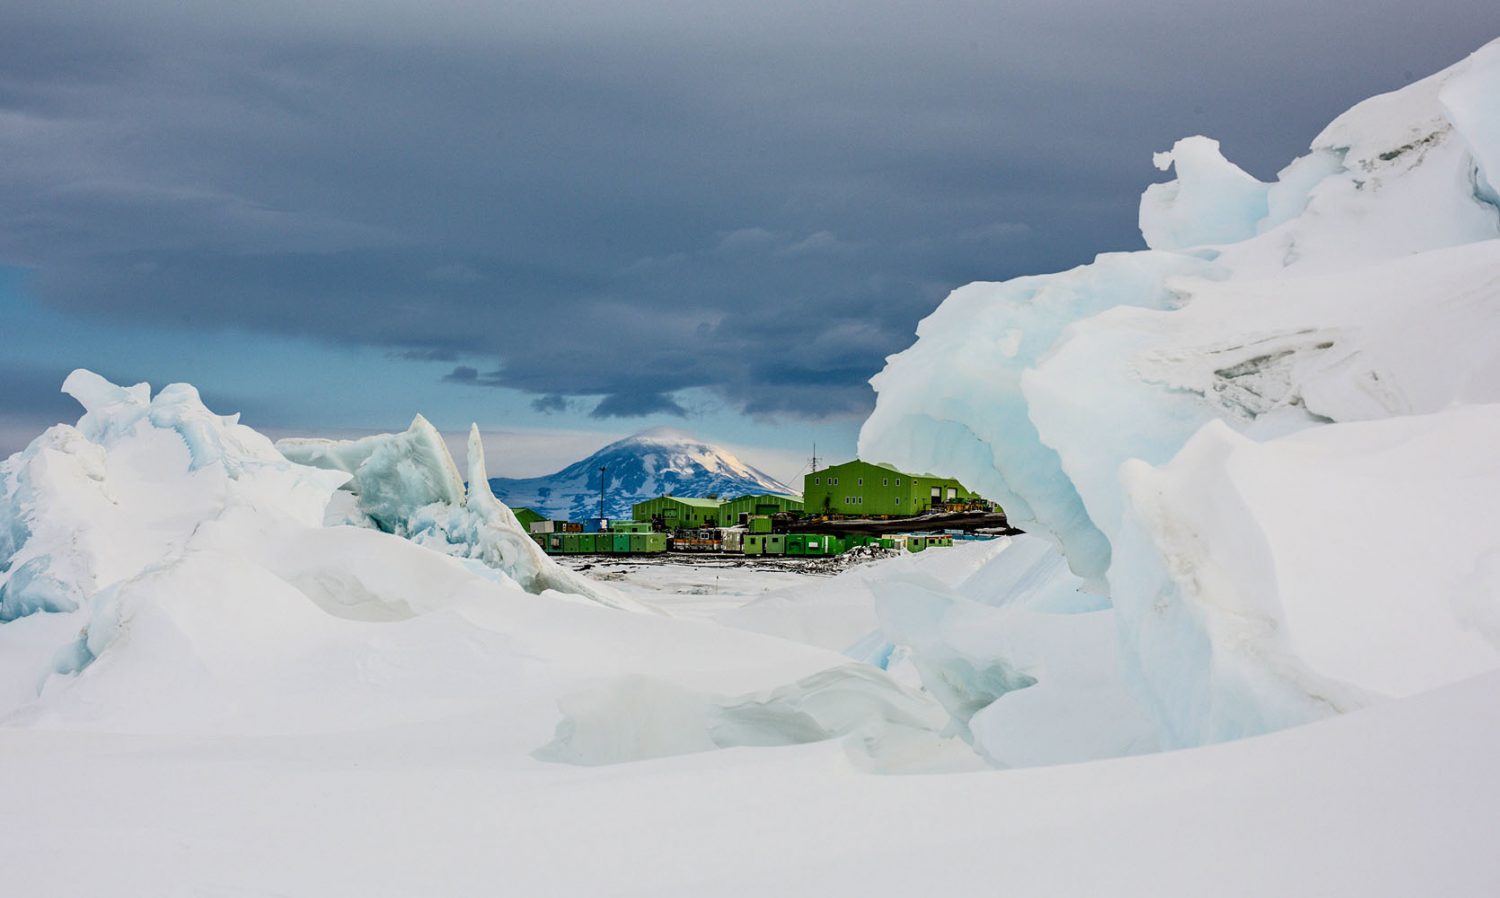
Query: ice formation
[[0, 371, 347, 624], [0, 370, 923, 743], [860, 39, 1500, 750], [277, 420, 640, 610], [0, 371, 667, 720]]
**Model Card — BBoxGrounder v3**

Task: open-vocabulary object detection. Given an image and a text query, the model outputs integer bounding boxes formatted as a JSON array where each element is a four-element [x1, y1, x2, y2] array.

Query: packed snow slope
[[485, 427, 797, 521], [861, 38, 1500, 749]]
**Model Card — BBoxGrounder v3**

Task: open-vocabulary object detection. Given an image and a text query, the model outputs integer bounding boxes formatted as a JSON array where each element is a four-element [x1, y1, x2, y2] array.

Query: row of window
[[812, 475, 903, 486]]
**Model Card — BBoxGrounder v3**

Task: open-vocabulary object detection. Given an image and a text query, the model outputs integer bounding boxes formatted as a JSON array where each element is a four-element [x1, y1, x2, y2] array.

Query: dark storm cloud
[[1, 1, 1497, 421], [590, 392, 688, 420], [394, 347, 462, 363], [530, 394, 570, 414], [0, 363, 87, 420]]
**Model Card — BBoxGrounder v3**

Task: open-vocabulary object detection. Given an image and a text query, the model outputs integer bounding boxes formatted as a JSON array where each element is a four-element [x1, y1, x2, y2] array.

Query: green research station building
[[802, 460, 985, 517], [631, 496, 724, 528]]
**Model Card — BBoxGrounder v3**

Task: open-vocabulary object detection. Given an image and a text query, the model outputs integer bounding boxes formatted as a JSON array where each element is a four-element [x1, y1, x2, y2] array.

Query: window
[[895, 478, 901, 486], [947, 487, 957, 500], [814, 477, 820, 485], [882, 478, 888, 486], [895, 497, 901, 505], [831, 477, 838, 485], [857, 478, 863, 485]]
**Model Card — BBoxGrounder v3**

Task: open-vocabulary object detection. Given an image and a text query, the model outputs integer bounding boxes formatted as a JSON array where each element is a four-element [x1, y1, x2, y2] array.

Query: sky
[[2, 1, 1497, 482]]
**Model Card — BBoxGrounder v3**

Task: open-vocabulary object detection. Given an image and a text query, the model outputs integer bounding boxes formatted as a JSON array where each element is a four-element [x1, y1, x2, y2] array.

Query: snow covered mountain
[[488, 427, 797, 521]]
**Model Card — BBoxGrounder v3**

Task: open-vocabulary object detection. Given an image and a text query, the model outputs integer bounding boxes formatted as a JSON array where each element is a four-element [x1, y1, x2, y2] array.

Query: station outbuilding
[[717, 493, 804, 526]]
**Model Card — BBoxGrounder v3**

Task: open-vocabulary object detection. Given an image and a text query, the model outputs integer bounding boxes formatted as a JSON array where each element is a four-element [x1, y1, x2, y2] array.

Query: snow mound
[[279, 421, 641, 610], [719, 535, 1158, 767], [534, 664, 951, 770], [1, 370, 347, 623], [860, 38, 1500, 751]]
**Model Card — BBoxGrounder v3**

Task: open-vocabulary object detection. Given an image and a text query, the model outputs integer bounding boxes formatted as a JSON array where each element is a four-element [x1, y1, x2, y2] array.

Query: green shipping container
[[627, 532, 668, 554], [748, 516, 773, 534], [764, 534, 786, 555], [612, 533, 632, 553], [743, 535, 765, 555]]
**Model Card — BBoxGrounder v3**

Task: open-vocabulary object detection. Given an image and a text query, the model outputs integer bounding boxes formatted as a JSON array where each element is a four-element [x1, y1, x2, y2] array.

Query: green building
[[802, 460, 984, 517], [631, 496, 723, 529], [512, 507, 545, 532], [717, 493, 803, 527]]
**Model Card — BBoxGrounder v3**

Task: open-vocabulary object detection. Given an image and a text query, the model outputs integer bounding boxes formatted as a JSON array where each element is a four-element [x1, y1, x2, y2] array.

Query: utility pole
[[598, 465, 608, 524]]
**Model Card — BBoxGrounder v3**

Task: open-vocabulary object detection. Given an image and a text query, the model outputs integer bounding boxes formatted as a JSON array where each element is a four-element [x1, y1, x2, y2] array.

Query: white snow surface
[[861, 39, 1500, 749]]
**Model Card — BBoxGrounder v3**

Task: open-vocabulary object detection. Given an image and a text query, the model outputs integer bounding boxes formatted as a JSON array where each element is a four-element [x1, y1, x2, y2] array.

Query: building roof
[[810, 459, 967, 484], [721, 492, 802, 503], [645, 496, 723, 508]]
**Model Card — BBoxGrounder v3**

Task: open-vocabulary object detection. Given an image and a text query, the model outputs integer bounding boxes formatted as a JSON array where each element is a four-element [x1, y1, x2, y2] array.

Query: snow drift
[[860, 39, 1500, 751], [277, 420, 637, 609]]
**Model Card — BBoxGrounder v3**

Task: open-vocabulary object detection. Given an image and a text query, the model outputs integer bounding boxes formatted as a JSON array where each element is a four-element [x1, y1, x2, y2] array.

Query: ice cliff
[[860, 39, 1500, 750]]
